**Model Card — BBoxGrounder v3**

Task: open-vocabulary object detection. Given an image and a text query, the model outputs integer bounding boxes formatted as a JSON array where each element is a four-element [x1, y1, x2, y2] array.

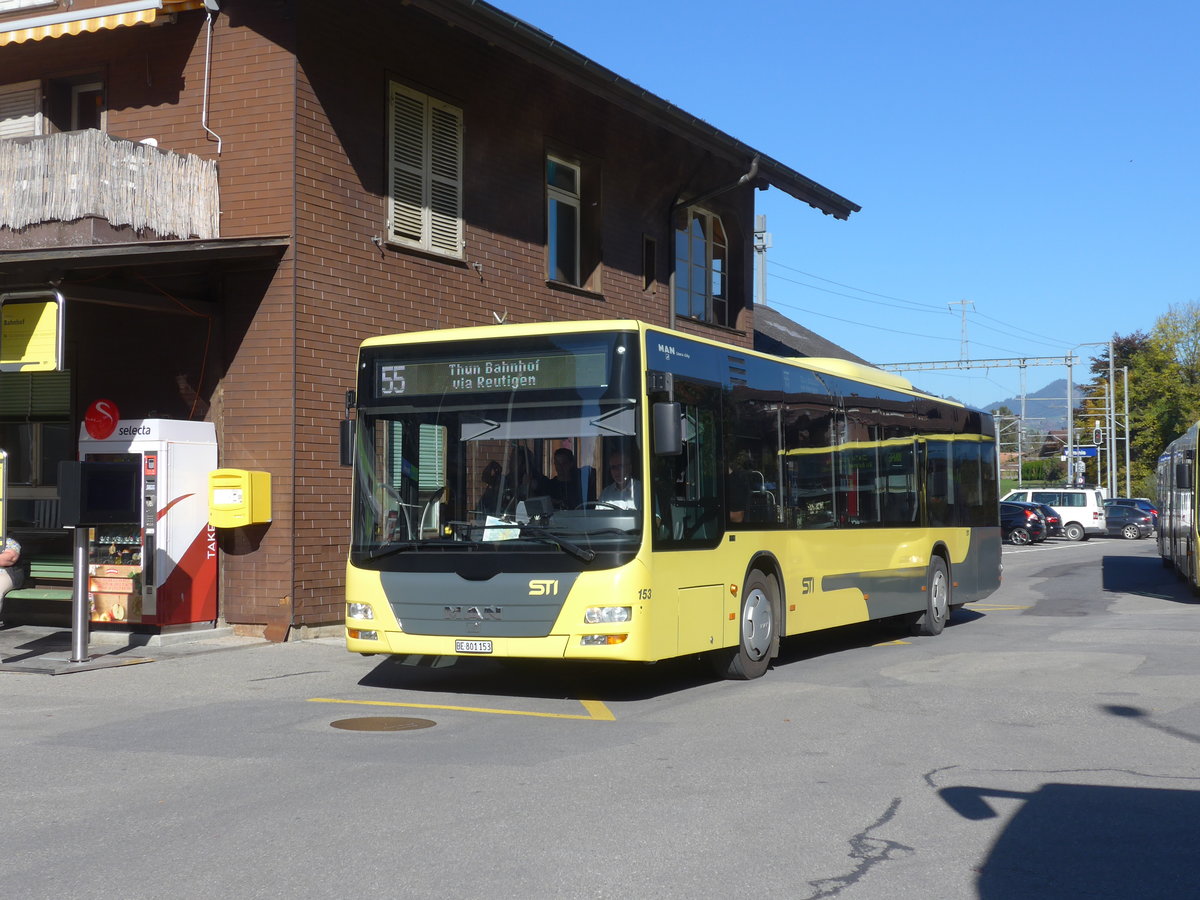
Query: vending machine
[[77, 419, 218, 627]]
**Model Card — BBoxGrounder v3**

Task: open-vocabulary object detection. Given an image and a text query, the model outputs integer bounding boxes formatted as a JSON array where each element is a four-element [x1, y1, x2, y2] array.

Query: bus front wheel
[[713, 571, 779, 680], [914, 557, 950, 637]]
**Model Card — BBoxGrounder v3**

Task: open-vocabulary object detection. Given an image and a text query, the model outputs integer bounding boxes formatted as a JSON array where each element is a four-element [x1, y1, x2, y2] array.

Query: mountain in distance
[[981, 378, 1084, 431]]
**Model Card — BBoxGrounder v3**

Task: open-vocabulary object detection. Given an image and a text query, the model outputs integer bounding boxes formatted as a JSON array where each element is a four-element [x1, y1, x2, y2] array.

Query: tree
[[1074, 309, 1200, 497], [1120, 304, 1200, 495]]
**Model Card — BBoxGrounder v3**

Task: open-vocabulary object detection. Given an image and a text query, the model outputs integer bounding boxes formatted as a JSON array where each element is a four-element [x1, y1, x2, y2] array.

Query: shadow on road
[[1101, 553, 1196, 603], [359, 651, 717, 701], [358, 617, 924, 701], [941, 779, 1200, 898]]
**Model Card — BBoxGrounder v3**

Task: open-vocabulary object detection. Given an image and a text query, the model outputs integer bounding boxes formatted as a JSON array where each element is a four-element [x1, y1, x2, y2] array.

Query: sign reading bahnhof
[[376, 352, 608, 396]]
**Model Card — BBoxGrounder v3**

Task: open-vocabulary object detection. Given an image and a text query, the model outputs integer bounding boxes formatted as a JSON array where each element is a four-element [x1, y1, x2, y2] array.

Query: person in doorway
[[501, 445, 552, 516], [0, 535, 23, 622], [726, 452, 753, 524], [550, 447, 595, 509], [599, 450, 640, 509], [478, 460, 503, 514]]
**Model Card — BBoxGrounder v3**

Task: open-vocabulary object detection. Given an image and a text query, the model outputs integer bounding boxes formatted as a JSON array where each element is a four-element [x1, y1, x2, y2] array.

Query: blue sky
[[494, 0, 1199, 409]]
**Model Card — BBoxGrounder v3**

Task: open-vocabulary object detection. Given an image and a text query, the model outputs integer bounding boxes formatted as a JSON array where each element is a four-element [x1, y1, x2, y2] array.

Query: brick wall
[[280, 2, 757, 624]]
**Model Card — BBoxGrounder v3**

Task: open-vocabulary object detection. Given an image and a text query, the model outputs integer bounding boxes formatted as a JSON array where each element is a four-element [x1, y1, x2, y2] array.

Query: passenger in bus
[[503, 445, 552, 512], [550, 447, 595, 509], [726, 452, 753, 524], [478, 460, 503, 514], [599, 451, 640, 509]]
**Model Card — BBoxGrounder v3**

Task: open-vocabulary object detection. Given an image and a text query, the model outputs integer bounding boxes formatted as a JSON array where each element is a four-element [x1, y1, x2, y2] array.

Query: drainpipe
[[668, 156, 760, 331], [202, 4, 223, 155]]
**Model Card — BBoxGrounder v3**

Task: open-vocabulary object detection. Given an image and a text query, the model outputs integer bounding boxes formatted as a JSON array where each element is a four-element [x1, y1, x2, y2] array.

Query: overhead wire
[[767, 260, 1066, 356], [768, 297, 1017, 356]]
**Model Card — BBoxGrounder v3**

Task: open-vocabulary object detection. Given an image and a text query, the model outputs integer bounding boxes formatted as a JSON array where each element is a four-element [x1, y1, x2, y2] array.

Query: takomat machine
[[77, 419, 218, 626]]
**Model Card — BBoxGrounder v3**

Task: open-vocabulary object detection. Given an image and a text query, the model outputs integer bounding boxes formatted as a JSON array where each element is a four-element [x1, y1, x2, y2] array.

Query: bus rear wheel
[[713, 571, 779, 680], [913, 557, 950, 637]]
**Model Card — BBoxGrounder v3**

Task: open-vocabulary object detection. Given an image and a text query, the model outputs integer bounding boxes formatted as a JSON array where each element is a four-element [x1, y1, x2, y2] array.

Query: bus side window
[[727, 390, 782, 527], [925, 441, 952, 527], [783, 405, 835, 529]]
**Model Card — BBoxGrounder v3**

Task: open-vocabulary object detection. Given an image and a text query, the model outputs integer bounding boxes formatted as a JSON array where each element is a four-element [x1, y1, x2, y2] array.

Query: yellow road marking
[[308, 696, 615, 721]]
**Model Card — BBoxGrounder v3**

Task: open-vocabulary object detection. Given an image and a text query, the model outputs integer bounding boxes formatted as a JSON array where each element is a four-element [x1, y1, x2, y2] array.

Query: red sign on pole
[[84, 399, 120, 440]]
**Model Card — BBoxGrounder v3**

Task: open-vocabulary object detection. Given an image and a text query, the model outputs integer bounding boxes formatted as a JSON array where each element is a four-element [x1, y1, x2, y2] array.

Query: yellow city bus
[[342, 320, 1001, 679]]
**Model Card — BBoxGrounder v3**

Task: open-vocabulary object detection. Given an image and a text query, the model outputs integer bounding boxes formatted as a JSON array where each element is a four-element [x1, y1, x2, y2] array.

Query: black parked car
[[1031, 503, 1063, 539], [1102, 504, 1154, 540], [1001, 501, 1046, 545], [1105, 497, 1158, 531]]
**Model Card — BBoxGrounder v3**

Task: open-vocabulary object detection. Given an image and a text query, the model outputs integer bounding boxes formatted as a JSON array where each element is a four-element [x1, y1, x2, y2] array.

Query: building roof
[[753, 305, 871, 364], [418, 0, 861, 221]]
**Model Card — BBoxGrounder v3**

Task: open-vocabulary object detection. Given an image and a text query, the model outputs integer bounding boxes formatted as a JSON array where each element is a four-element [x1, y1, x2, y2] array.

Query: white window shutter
[[387, 82, 463, 257], [427, 100, 463, 255], [388, 83, 427, 245], [0, 81, 42, 139]]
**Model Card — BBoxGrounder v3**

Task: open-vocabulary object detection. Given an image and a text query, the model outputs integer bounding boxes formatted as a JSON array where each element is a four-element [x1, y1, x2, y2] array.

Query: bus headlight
[[584, 606, 632, 624], [581, 634, 628, 646], [347, 602, 374, 620]]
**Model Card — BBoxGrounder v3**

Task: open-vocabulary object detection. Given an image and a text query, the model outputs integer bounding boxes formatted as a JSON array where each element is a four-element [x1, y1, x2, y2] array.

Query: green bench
[[8, 556, 75, 602]]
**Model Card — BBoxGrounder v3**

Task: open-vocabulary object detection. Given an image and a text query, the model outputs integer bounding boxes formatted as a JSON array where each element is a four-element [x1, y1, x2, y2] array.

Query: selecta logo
[[83, 399, 120, 440]]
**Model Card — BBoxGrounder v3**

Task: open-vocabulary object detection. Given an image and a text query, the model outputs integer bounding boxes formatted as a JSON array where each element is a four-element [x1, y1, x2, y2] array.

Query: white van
[[1001, 488, 1107, 541]]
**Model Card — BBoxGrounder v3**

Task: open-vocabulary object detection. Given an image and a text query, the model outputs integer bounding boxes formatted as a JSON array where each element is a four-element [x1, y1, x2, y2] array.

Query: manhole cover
[[330, 716, 436, 732]]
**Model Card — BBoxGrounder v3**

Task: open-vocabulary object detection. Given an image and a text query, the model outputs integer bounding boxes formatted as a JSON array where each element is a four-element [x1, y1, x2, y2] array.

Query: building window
[[544, 151, 601, 291], [674, 208, 729, 326], [0, 370, 72, 530], [69, 82, 104, 131], [387, 81, 463, 258], [546, 156, 580, 285], [0, 80, 43, 139]]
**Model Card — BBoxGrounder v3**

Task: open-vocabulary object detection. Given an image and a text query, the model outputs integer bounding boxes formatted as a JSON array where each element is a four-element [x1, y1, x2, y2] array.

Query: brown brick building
[[0, 0, 858, 636]]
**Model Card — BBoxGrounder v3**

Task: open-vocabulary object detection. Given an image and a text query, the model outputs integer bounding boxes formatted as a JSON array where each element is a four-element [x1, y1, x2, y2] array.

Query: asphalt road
[[2, 535, 1197, 899]]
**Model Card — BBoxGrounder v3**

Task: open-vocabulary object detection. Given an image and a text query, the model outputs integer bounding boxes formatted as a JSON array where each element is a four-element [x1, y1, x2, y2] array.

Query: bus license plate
[[455, 640, 493, 654]]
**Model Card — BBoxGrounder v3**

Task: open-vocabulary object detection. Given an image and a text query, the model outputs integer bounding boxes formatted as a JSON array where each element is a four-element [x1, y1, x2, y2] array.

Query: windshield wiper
[[519, 525, 596, 562], [366, 540, 419, 561]]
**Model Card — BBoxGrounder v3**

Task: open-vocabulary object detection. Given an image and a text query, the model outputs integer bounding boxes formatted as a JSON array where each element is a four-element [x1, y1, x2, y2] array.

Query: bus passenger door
[[651, 380, 721, 549]]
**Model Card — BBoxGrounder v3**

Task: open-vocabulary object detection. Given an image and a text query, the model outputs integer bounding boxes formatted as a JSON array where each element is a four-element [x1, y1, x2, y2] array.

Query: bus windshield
[[351, 333, 643, 568]]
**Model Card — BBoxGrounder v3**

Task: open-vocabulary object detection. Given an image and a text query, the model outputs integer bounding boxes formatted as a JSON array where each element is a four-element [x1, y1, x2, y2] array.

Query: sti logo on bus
[[444, 606, 502, 620], [529, 580, 559, 596]]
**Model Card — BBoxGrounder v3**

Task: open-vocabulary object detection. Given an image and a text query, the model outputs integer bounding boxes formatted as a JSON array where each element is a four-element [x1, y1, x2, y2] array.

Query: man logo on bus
[[444, 606, 503, 619], [529, 579, 559, 596]]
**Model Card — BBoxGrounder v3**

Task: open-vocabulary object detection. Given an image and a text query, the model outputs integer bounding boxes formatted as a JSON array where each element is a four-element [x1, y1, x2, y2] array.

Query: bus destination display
[[377, 351, 607, 396]]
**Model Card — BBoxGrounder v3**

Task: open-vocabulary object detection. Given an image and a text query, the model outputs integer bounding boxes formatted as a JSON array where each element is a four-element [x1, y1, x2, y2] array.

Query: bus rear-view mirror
[[653, 402, 682, 456]]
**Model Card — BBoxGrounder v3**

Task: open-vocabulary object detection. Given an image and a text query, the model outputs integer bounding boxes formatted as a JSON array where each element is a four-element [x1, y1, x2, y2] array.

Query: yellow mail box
[[209, 468, 272, 527]]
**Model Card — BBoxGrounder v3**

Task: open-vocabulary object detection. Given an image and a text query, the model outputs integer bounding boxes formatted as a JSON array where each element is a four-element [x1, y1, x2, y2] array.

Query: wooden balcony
[[0, 129, 218, 246]]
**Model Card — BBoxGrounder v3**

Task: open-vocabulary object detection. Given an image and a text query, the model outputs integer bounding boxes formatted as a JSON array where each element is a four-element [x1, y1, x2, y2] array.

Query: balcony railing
[[0, 129, 218, 240]]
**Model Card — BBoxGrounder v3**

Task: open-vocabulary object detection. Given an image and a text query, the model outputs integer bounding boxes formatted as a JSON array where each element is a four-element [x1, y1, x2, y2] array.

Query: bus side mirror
[[340, 419, 355, 467], [1176, 463, 1191, 488], [653, 402, 682, 456]]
